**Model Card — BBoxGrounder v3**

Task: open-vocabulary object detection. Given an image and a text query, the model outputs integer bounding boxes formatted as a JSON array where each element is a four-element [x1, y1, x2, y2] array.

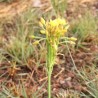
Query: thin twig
[[39, 67, 64, 82], [54, 68, 64, 78]]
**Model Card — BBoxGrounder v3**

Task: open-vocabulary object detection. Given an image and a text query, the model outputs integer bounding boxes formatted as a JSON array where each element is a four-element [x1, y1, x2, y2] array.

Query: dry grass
[[0, 0, 32, 18], [0, 0, 98, 98]]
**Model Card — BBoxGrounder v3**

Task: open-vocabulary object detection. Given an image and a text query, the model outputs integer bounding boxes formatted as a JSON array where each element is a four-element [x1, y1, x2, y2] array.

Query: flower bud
[[69, 37, 77, 41], [40, 18, 45, 25]]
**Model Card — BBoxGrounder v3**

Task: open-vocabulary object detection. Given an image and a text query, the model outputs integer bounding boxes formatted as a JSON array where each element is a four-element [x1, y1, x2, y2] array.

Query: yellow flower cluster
[[39, 17, 70, 50], [38, 17, 77, 51], [39, 18, 69, 37]]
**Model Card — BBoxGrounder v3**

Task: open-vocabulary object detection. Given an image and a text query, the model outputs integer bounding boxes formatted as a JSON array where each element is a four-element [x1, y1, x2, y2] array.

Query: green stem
[[48, 68, 52, 98], [47, 42, 52, 98], [47, 41, 54, 98]]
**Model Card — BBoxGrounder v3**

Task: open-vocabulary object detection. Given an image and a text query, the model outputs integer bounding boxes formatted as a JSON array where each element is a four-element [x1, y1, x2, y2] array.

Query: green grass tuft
[[70, 11, 98, 43]]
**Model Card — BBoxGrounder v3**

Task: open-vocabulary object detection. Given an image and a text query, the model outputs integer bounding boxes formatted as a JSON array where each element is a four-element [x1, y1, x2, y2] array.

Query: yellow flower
[[40, 30, 46, 34], [49, 18, 67, 27], [49, 19, 58, 27], [39, 17, 69, 45], [56, 18, 66, 25], [39, 18, 46, 28], [40, 18, 45, 25], [39, 22, 43, 28], [49, 18, 68, 36]]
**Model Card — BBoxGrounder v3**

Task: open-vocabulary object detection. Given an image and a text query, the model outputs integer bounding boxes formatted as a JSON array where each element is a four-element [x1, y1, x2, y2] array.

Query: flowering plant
[[31, 17, 77, 98]]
